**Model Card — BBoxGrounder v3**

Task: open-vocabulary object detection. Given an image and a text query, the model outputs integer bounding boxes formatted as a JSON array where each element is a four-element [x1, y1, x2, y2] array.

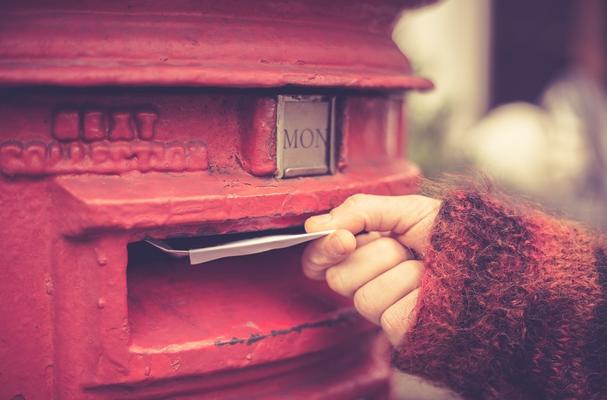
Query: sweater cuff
[[392, 189, 606, 400]]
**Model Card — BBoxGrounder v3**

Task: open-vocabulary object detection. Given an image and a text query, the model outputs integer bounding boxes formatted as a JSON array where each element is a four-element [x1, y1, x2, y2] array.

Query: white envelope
[[145, 229, 335, 265]]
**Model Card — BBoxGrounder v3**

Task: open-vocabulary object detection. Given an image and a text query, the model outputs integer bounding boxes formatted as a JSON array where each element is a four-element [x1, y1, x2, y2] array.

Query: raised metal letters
[[52, 108, 157, 142], [0, 140, 208, 176], [0, 107, 208, 176]]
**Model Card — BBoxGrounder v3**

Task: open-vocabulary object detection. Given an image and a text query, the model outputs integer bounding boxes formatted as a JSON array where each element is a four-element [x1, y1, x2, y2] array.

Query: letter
[[131, 142, 153, 172], [299, 128, 314, 149], [135, 111, 158, 140], [314, 128, 328, 148], [284, 128, 298, 149], [109, 141, 133, 172], [52, 110, 80, 141], [109, 111, 135, 141], [148, 141, 166, 171], [83, 110, 107, 142], [0, 141, 24, 175], [91, 142, 110, 164], [68, 142, 85, 163], [23, 142, 47, 174], [47, 142, 63, 167], [186, 141, 208, 171], [164, 142, 186, 171]]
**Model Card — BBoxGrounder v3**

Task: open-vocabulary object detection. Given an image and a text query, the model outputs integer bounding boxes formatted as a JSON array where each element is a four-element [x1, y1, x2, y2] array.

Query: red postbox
[[0, 1, 433, 399]]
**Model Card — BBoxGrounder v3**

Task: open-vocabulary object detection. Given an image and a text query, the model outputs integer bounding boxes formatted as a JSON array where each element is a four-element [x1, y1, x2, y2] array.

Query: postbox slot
[[135, 226, 308, 259], [126, 231, 357, 356]]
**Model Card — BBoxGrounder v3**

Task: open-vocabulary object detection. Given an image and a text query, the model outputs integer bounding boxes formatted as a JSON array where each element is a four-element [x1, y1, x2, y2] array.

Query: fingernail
[[310, 213, 332, 225]]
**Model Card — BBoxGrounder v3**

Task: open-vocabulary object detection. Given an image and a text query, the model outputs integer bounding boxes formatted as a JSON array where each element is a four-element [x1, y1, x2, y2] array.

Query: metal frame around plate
[[275, 95, 336, 178]]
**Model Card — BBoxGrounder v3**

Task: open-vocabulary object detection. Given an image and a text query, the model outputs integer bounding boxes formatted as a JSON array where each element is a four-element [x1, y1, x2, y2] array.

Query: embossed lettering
[[0, 140, 208, 176], [52, 107, 159, 143], [4, 107, 206, 176]]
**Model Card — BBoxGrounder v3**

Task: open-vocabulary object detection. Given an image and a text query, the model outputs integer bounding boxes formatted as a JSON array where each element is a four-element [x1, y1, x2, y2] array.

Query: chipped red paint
[[0, 0, 433, 399]]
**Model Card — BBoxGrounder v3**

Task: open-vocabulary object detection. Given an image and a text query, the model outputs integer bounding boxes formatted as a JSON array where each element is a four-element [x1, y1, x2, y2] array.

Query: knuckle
[[404, 261, 425, 287], [344, 193, 368, 208], [410, 260, 425, 276], [325, 267, 348, 296], [380, 307, 400, 336], [376, 237, 407, 260], [353, 286, 376, 319]]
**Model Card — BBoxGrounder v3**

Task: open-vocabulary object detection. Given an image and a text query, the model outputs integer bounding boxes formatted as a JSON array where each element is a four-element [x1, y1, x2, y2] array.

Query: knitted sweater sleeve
[[392, 189, 607, 400]]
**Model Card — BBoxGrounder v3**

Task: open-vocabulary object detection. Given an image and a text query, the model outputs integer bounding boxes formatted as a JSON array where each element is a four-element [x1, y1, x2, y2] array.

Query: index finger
[[305, 194, 440, 255], [301, 229, 356, 280]]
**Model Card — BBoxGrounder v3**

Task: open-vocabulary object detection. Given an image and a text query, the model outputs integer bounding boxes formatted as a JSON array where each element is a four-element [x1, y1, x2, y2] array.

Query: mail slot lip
[[87, 334, 387, 394], [52, 161, 420, 237]]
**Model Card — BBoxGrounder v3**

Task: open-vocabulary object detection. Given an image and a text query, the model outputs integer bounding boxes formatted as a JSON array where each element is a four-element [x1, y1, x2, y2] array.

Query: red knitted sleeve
[[392, 189, 607, 400]]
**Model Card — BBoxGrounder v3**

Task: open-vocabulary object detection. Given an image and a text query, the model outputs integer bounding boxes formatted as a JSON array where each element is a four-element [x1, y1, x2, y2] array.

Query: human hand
[[301, 194, 441, 345]]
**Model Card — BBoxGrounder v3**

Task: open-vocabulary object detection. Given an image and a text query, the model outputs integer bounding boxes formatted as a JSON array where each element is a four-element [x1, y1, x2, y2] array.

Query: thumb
[[305, 194, 441, 255]]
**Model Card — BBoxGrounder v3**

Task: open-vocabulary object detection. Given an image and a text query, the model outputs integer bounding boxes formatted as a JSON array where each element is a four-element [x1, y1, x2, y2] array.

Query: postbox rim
[[0, 0, 435, 90], [0, 65, 433, 91]]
